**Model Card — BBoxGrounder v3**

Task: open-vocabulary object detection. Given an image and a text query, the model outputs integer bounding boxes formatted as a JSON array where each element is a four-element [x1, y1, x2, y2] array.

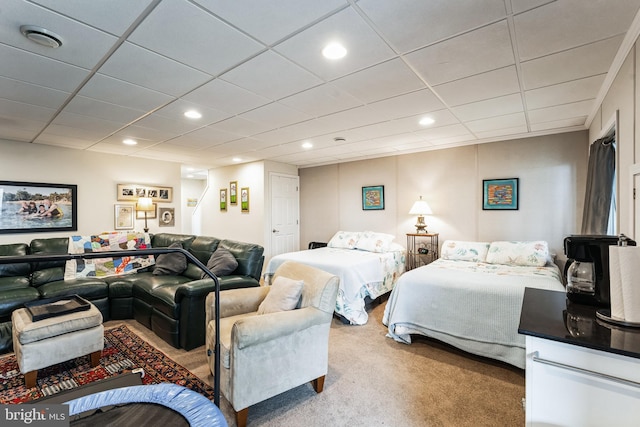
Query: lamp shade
[[409, 196, 432, 215], [136, 197, 154, 211]]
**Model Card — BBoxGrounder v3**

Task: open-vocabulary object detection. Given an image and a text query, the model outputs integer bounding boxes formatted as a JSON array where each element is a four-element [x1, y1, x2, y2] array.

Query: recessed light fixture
[[184, 110, 202, 119], [322, 42, 347, 60], [232, 157, 242, 162], [419, 116, 435, 126], [20, 25, 63, 48], [122, 138, 138, 146], [333, 137, 346, 142], [302, 141, 313, 149]]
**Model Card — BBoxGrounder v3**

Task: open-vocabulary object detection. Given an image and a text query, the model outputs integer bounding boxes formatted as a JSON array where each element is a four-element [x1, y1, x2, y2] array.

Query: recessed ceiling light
[[322, 42, 347, 60], [302, 141, 313, 149], [419, 117, 435, 126], [184, 110, 202, 119], [232, 157, 242, 162], [122, 138, 138, 146], [20, 25, 63, 48]]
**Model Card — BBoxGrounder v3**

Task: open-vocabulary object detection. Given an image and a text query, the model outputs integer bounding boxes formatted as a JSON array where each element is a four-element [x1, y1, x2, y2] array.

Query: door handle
[[272, 229, 279, 233]]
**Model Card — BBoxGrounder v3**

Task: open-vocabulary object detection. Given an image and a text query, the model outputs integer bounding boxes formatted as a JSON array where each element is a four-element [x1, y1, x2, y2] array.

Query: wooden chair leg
[[312, 375, 325, 393], [90, 350, 101, 367], [235, 407, 249, 427], [24, 370, 37, 388]]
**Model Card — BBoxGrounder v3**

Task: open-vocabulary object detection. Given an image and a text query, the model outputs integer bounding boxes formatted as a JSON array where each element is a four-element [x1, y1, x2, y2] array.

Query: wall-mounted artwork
[[220, 189, 227, 211], [159, 207, 175, 227], [186, 198, 197, 207], [230, 181, 238, 205], [0, 181, 78, 234], [114, 203, 134, 230], [241, 187, 250, 212], [483, 178, 519, 210], [362, 185, 385, 210], [117, 184, 173, 203]]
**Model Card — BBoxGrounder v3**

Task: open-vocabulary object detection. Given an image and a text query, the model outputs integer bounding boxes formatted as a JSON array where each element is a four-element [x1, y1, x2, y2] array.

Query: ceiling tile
[[172, 126, 239, 147], [221, 50, 323, 100], [520, 36, 623, 90], [473, 124, 529, 140], [181, 79, 270, 115], [152, 99, 230, 124], [63, 96, 146, 123], [0, 98, 57, 122], [79, 74, 174, 111], [274, 7, 396, 81], [194, 0, 348, 45], [205, 116, 271, 137], [368, 89, 445, 120], [452, 93, 523, 122], [128, 0, 263, 75], [530, 117, 587, 132], [528, 100, 594, 124], [434, 66, 520, 106], [357, 0, 507, 53], [50, 111, 125, 135], [466, 112, 527, 133], [133, 114, 205, 137], [0, 76, 69, 109], [1, 0, 118, 68], [98, 42, 212, 96], [239, 102, 312, 128], [0, 44, 89, 92], [279, 83, 362, 117], [35, 131, 101, 149], [331, 58, 426, 103], [29, 0, 155, 35], [414, 123, 473, 141], [510, 0, 554, 14], [405, 20, 514, 86], [525, 75, 605, 110], [514, 0, 640, 60]]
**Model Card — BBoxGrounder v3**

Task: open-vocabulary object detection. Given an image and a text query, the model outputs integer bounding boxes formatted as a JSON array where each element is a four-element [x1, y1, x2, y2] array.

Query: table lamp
[[136, 197, 154, 232], [409, 196, 432, 233]]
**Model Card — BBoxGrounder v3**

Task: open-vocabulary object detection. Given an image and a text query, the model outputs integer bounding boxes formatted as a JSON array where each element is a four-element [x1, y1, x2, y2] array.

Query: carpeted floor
[[0, 325, 214, 404], [118, 301, 526, 427]]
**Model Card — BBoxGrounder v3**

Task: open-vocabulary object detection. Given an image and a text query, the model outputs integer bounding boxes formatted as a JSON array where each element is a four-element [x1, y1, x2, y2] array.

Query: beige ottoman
[[11, 303, 104, 388]]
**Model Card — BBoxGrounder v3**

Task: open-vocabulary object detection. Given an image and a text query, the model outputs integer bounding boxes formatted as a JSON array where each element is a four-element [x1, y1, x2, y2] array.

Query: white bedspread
[[383, 259, 564, 368], [265, 247, 405, 325]]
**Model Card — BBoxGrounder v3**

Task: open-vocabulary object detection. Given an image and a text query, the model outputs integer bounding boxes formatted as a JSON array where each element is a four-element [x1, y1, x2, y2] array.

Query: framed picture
[[362, 185, 385, 210], [117, 184, 173, 203], [114, 203, 135, 230], [230, 181, 238, 205], [135, 203, 157, 219], [0, 181, 77, 234], [159, 207, 175, 227], [241, 187, 250, 212], [483, 178, 519, 210], [220, 188, 227, 211], [186, 198, 198, 207]]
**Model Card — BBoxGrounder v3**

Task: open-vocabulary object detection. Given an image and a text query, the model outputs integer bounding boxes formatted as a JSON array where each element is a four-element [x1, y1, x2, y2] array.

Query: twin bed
[[265, 231, 405, 325], [383, 240, 565, 369]]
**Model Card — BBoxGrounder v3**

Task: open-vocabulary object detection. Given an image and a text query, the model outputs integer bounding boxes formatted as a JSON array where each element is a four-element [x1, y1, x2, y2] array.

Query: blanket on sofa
[[64, 232, 155, 279]]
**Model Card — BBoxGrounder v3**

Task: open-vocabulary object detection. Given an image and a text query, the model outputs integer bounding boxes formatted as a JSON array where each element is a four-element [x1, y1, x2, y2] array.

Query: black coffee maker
[[563, 235, 636, 307]]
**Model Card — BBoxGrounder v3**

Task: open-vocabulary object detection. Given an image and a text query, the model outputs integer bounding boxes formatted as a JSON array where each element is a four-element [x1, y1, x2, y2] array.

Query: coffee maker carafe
[[564, 235, 636, 307]]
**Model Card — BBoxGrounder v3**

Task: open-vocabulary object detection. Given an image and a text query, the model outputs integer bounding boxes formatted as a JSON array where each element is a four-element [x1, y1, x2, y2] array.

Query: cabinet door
[[526, 336, 640, 426]]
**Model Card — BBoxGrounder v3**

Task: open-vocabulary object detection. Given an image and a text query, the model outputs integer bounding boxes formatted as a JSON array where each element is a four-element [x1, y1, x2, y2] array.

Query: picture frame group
[[117, 183, 173, 203], [0, 181, 78, 234]]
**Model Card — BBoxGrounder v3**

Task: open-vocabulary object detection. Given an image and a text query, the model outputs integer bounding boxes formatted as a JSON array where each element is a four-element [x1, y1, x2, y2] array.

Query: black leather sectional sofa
[[0, 233, 264, 353]]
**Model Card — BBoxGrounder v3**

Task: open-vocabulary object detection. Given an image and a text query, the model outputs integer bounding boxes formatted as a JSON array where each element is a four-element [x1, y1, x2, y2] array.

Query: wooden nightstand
[[406, 233, 439, 270]]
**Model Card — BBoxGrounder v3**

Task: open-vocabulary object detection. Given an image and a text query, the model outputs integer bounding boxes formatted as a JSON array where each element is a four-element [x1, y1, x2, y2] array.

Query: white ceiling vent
[[20, 25, 63, 48]]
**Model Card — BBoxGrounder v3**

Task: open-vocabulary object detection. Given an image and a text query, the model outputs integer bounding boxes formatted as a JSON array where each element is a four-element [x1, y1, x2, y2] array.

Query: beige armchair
[[205, 260, 339, 427]]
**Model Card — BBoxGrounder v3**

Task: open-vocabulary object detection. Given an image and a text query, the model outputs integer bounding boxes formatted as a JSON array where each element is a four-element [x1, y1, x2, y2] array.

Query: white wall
[[299, 131, 588, 259], [0, 139, 182, 244], [180, 178, 206, 234]]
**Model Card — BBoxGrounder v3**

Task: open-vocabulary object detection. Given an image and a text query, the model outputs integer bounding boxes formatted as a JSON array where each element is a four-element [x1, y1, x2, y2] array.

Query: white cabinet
[[525, 336, 640, 426]]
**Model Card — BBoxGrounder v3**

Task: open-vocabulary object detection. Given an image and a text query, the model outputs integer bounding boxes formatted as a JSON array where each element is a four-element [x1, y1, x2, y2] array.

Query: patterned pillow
[[485, 241, 550, 267], [355, 231, 395, 253], [441, 240, 490, 262], [328, 231, 361, 249]]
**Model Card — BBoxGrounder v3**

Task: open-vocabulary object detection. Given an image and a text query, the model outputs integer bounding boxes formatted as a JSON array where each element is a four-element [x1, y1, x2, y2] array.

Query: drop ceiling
[[2, 0, 640, 178]]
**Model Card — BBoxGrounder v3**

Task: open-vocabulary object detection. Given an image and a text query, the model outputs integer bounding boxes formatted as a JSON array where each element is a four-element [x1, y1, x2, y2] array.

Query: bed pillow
[[328, 231, 361, 249], [355, 231, 395, 253], [200, 246, 239, 279], [257, 276, 304, 314], [441, 240, 490, 262], [485, 241, 550, 267], [153, 242, 187, 275]]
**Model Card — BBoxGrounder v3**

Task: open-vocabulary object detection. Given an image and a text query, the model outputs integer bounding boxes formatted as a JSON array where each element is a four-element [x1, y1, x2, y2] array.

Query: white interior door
[[271, 173, 299, 256]]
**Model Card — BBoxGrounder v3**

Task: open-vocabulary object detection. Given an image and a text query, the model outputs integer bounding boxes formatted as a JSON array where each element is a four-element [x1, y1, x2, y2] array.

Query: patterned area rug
[[0, 325, 215, 403]]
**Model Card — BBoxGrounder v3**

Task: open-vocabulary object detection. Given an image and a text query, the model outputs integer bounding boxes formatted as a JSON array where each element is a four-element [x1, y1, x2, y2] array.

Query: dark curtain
[[581, 134, 615, 234]]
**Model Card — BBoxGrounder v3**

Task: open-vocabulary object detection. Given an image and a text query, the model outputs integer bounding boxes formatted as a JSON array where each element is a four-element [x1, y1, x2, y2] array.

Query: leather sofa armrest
[[175, 278, 218, 301], [233, 307, 328, 350]]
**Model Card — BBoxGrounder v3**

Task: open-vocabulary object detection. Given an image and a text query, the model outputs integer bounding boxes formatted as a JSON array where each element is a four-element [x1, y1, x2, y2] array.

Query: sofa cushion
[[189, 236, 221, 265], [36, 279, 108, 300], [151, 233, 195, 250], [201, 247, 238, 279], [219, 239, 264, 279], [153, 242, 187, 276], [0, 243, 30, 279], [257, 276, 304, 314]]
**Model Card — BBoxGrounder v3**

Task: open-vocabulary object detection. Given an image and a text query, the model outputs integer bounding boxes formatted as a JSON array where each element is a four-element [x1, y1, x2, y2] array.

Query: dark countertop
[[518, 287, 640, 360]]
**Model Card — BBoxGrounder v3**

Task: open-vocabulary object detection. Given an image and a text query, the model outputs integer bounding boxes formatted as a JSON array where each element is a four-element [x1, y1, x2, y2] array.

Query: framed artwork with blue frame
[[483, 178, 518, 210], [362, 185, 385, 210]]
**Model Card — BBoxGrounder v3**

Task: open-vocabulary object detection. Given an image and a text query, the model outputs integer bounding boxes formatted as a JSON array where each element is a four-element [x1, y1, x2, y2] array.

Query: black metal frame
[[0, 247, 221, 406]]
